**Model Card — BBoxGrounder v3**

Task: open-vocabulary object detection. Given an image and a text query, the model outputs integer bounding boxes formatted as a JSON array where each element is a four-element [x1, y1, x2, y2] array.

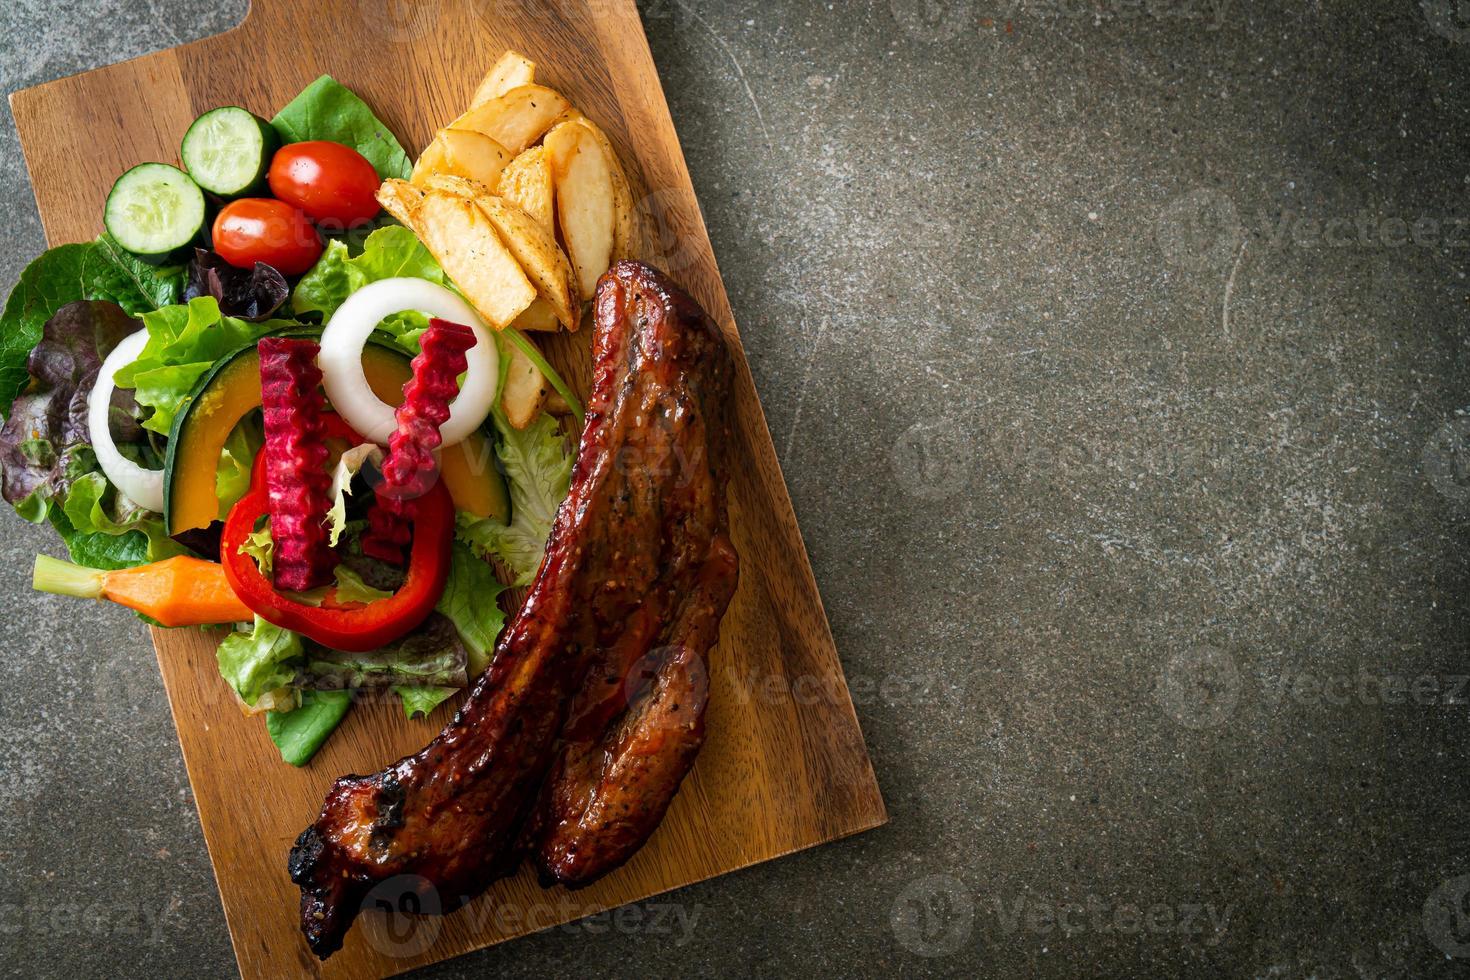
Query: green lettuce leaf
[[236, 523, 389, 608], [61, 469, 147, 535], [0, 299, 183, 570], [293, 225, 441, 349], [0, 245, 154, 417], [395, 685, 458, 719], [457, 410, 573, 585], [294, 225, 444, 317], [215, 417, 263, 518], [94, 233, 187, 311], [59, 470, 184, 563], [239, 524, 275, 575], [436, 542, 506, 677], [266, 689, 352, 767], [271, 75, 413, 182], [113, 297, 295, 434], [125, 297, 256, 365], [47, 508, 150, 570], [124, 363, 212, 434], [0, 235, 193, 419], [332, 565, 393, 604], [373, 310, 432, 353], [217, 616, 304, 708], [324, 442, 381, 546], [302, 613, 466, 690]]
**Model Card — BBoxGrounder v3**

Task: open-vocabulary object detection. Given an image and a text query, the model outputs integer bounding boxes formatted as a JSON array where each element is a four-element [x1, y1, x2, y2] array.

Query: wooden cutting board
[[9, 1, 885, 976]]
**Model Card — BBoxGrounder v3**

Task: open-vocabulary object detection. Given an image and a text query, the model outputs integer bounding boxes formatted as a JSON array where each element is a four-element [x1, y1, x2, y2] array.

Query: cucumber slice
[[180, 106, 278, 196], [103, 163, 205, 257]]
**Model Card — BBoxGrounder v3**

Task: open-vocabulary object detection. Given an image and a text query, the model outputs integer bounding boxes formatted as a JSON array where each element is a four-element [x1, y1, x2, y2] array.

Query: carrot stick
[[33, 554, 252, 627]]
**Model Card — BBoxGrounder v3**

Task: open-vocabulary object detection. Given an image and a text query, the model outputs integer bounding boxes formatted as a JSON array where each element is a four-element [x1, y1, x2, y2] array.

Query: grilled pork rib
[[289, 261, 737, 958], [527, 268, 738, 887]]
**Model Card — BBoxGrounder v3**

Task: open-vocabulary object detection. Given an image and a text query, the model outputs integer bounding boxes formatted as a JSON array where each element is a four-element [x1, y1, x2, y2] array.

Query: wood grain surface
[[9, 1, 885, 976]]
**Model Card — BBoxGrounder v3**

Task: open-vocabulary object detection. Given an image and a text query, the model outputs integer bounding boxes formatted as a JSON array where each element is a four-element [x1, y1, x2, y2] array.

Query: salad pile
[[0, 76, 577, 765]]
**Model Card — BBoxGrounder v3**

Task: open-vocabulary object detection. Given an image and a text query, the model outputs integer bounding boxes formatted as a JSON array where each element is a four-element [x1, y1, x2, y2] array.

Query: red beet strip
[[361, 318, 477, 564], [259, 337, 336, 591]]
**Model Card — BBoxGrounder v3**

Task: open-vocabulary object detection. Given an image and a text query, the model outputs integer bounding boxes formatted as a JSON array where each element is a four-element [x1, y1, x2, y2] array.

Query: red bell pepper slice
[[226, 412, 452, 652], [221, 476, 453, 652]]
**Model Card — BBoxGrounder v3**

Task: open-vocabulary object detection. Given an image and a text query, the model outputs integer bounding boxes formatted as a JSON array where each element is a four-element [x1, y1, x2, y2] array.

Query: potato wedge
[[409, 136, 449, 186], [376, 179, 424, 226], [472, 50, 536, 107], [567, 117, 635, 259], [549, 107, 587, 130], [440, 129, 512, 185], [419, 173, 490, 199], [544, 120, 616, 302], [411, 129, 511, 189], [410, 176, 576, 329], [415, 191, 536, 328], [476, 196, 578, 330], [449, 84, 570, 155], [501, 332, 548, 429], [544, 390, 573, 417], [512, 297, 562, 332], [497, 146, 555, 233]]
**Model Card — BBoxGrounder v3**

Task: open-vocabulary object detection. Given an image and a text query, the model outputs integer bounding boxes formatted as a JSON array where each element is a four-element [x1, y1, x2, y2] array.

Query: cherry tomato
[[268, 141, 381, 227], [212, 198, 323, 276]]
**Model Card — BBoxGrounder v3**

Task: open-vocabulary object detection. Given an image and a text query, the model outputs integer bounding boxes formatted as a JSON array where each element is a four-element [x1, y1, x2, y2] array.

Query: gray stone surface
[[2, 0, 1469, 976]]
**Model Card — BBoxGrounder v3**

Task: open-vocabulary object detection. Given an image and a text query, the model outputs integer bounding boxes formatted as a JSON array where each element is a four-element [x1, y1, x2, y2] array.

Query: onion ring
[[318, 278, 498, 447], [88, 330, 165, 513]]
